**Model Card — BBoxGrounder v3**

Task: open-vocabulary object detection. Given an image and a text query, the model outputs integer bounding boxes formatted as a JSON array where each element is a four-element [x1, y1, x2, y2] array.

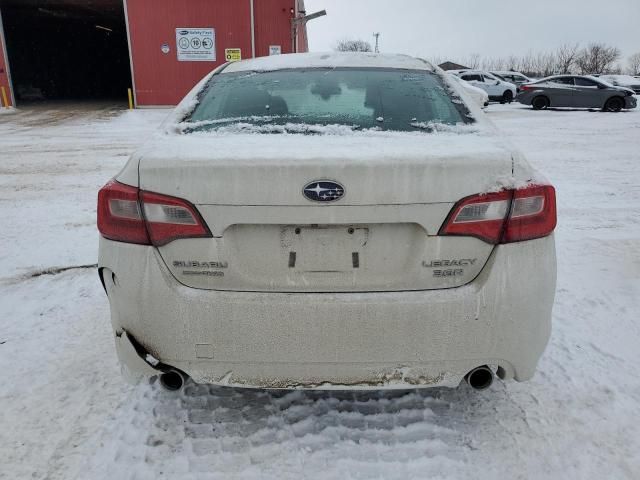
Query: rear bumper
[[516, 92, 536, 105], [99, 235, 556, 389]]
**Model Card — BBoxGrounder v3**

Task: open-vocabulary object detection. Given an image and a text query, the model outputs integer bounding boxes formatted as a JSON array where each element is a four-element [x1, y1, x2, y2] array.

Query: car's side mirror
[[495, 81, 500, 85]]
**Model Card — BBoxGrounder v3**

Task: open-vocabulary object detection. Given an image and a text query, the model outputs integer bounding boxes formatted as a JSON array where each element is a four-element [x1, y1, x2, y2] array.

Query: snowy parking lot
[[1, 101, 639, 479]]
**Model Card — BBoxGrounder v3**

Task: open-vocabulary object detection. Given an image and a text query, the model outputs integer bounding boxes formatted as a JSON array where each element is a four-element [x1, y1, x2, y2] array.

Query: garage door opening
[[1, 0, 131, 105]]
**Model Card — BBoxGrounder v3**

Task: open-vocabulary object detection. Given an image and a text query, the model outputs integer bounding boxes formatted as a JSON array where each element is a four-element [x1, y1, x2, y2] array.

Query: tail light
[[140, 190, 211, 246], [97, 181, 149, 245], [519, 85, 535, 92], [98, 180, 211, 246], [439, 184, 556, 244]]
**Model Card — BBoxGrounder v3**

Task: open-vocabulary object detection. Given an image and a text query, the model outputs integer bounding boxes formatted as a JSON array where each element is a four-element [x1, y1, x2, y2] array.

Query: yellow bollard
[[127, 88, 134, 110], [0, 86, 8, 108]]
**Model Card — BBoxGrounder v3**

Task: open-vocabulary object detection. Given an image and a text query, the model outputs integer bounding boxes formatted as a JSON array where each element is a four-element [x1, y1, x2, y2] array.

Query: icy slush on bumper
[[99, 236, 556, 389]]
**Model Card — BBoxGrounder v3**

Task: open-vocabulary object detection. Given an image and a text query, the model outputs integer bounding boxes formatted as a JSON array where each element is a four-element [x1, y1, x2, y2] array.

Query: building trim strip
[[122, 0, 137, 108], [250, 0, 256, 58], [0, 7, 15, 107]]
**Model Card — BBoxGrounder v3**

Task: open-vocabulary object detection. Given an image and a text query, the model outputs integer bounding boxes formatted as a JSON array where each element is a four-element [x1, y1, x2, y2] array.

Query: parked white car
[[448, 73, 489, 108], [98, 53, 557, 392], [490, 71, 533, 90], [451, 70, 518, 103]]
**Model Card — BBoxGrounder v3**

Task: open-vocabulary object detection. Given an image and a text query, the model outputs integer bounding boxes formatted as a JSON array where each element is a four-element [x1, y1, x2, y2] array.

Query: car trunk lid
[[134, 132, 514, 292]]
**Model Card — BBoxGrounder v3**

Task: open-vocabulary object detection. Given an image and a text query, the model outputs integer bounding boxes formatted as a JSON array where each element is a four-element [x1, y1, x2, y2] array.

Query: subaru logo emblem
[[303, 180, 345, 203]]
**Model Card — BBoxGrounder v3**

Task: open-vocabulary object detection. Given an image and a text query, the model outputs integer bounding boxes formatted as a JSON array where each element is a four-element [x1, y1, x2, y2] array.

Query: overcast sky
[[304, 0, 640, 63]]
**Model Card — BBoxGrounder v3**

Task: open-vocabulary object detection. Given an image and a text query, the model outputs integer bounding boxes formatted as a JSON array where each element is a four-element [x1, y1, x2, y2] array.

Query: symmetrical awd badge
[[303, 180, 345, 203]]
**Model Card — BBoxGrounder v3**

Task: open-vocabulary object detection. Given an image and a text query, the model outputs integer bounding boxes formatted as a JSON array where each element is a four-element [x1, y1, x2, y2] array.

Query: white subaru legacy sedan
[[98, 53, 557, 392]]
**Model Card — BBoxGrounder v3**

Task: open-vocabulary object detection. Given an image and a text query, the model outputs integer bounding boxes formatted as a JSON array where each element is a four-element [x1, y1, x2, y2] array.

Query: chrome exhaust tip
[[159, 370, 186, 391], [465, 366, 494, 390]]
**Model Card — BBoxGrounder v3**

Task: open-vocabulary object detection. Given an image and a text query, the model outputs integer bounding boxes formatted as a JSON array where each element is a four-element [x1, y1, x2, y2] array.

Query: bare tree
[[465, 53, 482, 69], [555, 43, 580, 74], [482, 56, 506, 71], [519, 51, 537, 77], [575, 43, 621, 74], [609, 63, 623, 74], [531, 51, 556, 77], [432, 43, 629, 78], [429, 56, 447, 68], [628, 52, 640, 75], [334, 39, 373, 53], [506, 55, 519, 71]]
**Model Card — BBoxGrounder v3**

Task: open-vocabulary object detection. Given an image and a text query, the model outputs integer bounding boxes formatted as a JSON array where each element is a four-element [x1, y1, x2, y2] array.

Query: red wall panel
[[253, 0, 295, 57], [126, 0, 305, 106], [0, 9, 14, 107], [126, 0, 253, 106]]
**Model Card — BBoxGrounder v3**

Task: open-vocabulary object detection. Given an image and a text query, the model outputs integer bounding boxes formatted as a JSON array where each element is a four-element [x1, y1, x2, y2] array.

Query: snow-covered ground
[[1, 101, 639, 479]]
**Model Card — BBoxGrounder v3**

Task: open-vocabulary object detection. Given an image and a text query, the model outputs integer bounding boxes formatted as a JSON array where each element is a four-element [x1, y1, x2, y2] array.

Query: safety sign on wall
[[225, 48, 242, 62], [269, 45, 282, 56], [175, 28, 216, 62]]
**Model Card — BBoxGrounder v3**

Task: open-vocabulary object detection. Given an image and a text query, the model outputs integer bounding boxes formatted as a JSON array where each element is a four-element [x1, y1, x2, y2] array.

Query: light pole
[[291, 9, 327, 53]]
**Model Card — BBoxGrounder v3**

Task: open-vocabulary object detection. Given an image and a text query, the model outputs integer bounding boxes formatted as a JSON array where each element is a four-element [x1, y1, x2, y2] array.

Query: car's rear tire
[[604, 96, 624, 112], [501, 90, 514, 104], [532, 96, 550, 110]]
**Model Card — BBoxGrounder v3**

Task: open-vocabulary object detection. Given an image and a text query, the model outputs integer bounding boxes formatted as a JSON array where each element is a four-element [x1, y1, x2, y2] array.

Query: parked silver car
[[516, 75, 637, 112]]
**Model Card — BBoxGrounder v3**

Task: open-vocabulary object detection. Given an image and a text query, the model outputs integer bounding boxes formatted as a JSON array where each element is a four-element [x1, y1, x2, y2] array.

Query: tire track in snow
[[79, 384, 473, 480], [0, 264, 97, 286]]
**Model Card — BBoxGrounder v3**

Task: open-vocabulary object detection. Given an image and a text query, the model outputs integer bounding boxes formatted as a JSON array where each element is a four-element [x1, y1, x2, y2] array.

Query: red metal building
[[125, 0, 308, 106], [0, 0, 309, 108]]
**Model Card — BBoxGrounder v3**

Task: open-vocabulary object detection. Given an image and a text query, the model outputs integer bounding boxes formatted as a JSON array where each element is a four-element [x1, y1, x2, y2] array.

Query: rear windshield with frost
[[184, 68, 473, 133]]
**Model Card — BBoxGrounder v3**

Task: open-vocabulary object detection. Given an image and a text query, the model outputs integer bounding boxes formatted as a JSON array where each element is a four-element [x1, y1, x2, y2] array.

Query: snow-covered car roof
[[222, 52, 435, 73], [450, 70, 498, 77], [600, 74, 636, 80], [492, 71, 530, 77], [535, 74, 593, 82], [599, 74, 640, 84]]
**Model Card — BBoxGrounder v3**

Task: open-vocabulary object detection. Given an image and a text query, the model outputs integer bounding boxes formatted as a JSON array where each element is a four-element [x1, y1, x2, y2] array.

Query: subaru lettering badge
[[303, 180, 345, 203]]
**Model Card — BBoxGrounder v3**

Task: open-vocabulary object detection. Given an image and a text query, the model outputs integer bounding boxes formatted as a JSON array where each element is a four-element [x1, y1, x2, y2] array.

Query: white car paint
[[97, 53, 557, 390], [491, 71, 533, 86], [452, 70, 518, 102], [448, 73, 489, 108]]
